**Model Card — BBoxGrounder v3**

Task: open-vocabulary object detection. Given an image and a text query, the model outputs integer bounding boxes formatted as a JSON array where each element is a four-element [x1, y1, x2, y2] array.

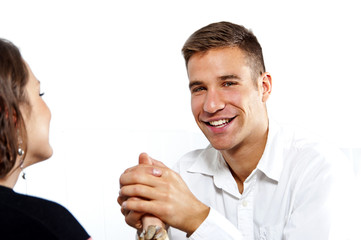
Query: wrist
[[185, 204, 210, 237]]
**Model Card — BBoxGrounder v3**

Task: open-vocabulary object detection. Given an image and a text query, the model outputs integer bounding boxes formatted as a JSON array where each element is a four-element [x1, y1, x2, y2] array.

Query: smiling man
[[187, 45, 271, 195], [118, 21, 355, 240]]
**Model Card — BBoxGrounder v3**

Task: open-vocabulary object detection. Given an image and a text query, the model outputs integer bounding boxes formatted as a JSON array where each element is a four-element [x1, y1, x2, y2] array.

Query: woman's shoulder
[[0, 186, 90, 240], [0, 186, 72, 216]]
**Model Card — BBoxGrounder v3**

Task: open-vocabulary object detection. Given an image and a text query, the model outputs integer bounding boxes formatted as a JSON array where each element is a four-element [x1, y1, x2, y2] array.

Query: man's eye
[[224, 82, 236, 87], [192, 87, 206, 93]]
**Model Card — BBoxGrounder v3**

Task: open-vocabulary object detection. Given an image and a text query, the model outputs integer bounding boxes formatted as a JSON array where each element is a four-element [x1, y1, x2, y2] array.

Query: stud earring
[[18, 147, 24, 156]]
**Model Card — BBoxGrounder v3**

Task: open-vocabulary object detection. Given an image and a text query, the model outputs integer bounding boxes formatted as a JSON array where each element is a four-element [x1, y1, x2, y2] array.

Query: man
[[118, 21, 355, 239]]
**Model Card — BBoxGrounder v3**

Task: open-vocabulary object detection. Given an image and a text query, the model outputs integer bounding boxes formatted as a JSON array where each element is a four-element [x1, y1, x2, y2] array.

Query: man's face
[[187, 47, 270, 152]]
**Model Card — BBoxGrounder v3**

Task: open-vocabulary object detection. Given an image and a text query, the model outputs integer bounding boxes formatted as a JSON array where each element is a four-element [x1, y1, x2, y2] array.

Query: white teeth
[[209, 119, 229, 127]]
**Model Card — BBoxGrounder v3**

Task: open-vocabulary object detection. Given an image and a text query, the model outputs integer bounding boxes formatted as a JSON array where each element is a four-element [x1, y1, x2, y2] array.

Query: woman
[[0, 38, 91, 239]]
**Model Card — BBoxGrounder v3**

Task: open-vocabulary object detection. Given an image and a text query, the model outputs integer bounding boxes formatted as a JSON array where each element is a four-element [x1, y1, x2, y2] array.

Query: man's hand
[[117, 195, 144, 229], [138, 153, 168, 240], [117, 153, 161, 230], [118, 153, 210, 236]]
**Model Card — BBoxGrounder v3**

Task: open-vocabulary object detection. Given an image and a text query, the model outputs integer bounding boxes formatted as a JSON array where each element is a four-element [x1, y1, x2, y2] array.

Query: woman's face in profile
[[20, 62, 53, 167]]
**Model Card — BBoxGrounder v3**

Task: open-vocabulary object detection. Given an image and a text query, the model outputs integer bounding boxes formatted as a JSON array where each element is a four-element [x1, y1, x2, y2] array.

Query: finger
[[139, 153, 168, 170], [121, 197, 147, 229], [125, 210, 145, 229], [121, 184, 161, 201], [122, 164, 143, 174], [120, 195, 144, 207], [122, 197, 161, 218], [139, 154, 163, 177], [118, 189, 129, 205], [119, 194, 133, 218], [120, 167, 162, 186], [122, 162, 157, 175], [117, 195, 124, 205], [120, 196, 144, 203], [142, 214, 166, 229], [127, 164, 162, 177], [121, 206, 130, 216], [150, 159, 167, 168], [142, 154, 167, 168], [139, 152, 153, 165]]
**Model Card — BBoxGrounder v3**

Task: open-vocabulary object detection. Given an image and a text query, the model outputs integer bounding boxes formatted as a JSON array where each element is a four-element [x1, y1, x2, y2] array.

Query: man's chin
[[209, 141, 233, 151]]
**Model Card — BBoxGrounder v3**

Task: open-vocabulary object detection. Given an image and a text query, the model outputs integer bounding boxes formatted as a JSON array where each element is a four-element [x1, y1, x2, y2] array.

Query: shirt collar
[[186, 119, 285, 195], [187, 145, 240, 197], [256, 119, 284, 182]]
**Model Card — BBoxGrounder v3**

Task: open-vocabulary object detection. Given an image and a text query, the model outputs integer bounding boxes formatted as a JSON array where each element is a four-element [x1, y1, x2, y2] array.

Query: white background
[[1, 0, 361, 239]]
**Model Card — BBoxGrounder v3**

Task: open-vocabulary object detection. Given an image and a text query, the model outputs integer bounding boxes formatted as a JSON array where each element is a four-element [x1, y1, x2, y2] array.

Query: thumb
[[139, 153, 163, 177], [138, 152, 153, 165], [151, 158, 167, 168]]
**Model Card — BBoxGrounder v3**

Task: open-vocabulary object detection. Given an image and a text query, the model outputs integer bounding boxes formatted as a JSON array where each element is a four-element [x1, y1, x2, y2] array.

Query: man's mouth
[[207, 117, 235, 128]]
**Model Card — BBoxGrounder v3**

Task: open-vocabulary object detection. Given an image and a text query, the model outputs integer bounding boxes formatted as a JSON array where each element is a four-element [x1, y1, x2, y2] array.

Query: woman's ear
[[261, 72, 272, 102], [1, 107, 17, 125], [13, 110, 17, 125]]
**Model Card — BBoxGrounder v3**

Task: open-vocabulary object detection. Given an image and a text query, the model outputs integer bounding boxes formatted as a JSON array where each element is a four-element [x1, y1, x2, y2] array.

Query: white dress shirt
[[169, 120, 356, 240]]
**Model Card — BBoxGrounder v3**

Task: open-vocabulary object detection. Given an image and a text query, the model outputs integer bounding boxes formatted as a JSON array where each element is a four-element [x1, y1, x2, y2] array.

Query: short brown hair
[[182, 21, 265, 80], [0, 38, 29, 178]]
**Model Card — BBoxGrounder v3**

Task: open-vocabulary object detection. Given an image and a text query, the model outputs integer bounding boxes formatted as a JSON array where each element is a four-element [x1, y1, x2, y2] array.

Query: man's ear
[[261, 72, 272, 102]]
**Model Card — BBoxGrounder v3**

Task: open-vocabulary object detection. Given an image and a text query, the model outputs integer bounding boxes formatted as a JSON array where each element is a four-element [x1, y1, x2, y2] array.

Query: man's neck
[[221, 124, 269, 193]]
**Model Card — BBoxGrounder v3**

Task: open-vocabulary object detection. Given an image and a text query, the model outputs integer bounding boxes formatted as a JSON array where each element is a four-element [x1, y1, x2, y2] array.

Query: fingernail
[[135, 221, 143, 229], [122, 201, 127, 209], [152, 168, 162, 176]]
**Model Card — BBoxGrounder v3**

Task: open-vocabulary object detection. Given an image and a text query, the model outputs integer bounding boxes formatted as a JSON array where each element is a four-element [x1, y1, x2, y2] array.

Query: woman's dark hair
[[182, 21, 266, 81], [0, 38, 29, 178]]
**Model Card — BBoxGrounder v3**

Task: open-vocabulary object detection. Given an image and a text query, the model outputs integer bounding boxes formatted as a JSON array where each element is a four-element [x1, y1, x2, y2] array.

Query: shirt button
[[242, 200, 248, 207]]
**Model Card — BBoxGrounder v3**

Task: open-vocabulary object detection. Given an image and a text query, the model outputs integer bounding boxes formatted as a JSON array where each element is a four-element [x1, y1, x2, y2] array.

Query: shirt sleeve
[[188, 208, 244, 240], [282, 150, 357, 240]]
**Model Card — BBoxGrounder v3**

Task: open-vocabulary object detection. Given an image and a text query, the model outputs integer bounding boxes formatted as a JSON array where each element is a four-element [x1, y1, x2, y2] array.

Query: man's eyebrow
[[189, 75, 241, 89], [189, 81, 203, 90], [219, 74, 241, 81]]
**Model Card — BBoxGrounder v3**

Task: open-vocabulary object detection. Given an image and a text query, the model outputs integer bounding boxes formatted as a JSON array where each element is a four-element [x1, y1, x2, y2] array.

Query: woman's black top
[[0, 185, 91, 240]]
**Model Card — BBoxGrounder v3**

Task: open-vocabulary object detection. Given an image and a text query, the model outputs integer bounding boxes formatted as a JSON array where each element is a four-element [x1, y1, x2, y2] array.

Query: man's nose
[[203, 89, 225, 113]]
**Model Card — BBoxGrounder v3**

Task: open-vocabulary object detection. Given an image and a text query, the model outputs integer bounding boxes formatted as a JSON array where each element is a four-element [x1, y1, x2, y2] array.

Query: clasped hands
[[118, 153, 210, 238]]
